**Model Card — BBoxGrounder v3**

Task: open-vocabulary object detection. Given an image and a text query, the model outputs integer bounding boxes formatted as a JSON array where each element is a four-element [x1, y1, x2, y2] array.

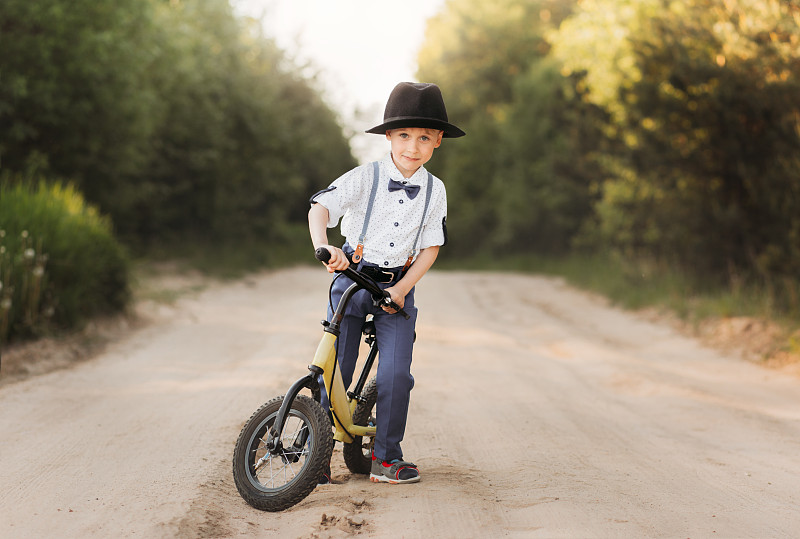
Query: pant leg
[[371, 288, 417, 462]]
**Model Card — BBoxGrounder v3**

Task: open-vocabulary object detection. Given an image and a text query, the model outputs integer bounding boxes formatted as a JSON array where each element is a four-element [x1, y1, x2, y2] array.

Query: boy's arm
[[308, 203, 350, 272], [383, 245, 440, 312]]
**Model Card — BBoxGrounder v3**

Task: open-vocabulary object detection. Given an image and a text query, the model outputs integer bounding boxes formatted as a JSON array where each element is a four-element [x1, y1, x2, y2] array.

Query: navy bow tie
[[388, 179, 420, 199]]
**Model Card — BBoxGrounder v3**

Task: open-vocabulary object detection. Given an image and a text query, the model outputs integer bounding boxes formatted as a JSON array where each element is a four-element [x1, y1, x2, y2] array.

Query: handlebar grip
[[380, 292, 410, 320], [315, 247, 332, 263], [391, 302, 411, 320]]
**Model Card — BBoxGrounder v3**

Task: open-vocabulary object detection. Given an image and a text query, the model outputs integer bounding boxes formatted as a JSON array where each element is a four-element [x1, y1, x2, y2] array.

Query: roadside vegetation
[[0, 177, 129, 343]]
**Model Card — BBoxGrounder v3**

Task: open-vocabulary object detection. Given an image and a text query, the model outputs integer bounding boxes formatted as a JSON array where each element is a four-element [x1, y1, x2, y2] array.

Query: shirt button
[[394, 222, 399, 227], [384, 261, 389, 266], [399, 199, 404, 204], [390, 242, 394, 247]]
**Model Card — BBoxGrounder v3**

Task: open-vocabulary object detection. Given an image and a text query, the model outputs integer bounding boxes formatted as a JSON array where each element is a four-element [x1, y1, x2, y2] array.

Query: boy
[[308, 82, 464, 484]]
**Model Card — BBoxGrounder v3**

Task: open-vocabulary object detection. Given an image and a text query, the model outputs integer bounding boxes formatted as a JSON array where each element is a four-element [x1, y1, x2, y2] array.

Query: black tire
[[342, 376, 377, 474], [232, 394, 333, 512]]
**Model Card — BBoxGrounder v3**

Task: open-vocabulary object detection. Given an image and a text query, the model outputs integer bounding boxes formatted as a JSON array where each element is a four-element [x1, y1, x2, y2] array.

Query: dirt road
[[2, 268, 800, 538]]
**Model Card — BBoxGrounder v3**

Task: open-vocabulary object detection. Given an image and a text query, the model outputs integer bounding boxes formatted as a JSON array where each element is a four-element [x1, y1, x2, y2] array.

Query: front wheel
[[343, 377, 377, 474], [232, 394, 333, 511]]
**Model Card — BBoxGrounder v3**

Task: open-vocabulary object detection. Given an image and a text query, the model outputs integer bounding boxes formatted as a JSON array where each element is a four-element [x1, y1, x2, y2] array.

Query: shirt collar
[[381, 154, 427, 186]]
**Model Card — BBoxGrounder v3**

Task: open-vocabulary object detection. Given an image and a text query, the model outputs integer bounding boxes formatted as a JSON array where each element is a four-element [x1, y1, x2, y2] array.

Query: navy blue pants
[[321, 272, 417, 462]]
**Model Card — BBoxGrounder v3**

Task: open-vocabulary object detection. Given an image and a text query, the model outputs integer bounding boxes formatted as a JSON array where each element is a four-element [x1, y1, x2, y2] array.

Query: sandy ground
[[2, 268, 800, 538]]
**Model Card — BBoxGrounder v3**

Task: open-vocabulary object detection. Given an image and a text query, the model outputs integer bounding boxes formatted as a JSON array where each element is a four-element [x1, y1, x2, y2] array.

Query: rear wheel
[[343, 377, 377, 474], [232, 394, 333, 511]]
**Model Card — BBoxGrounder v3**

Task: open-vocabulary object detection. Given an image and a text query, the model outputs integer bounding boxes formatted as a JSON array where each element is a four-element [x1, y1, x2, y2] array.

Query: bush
[[0, 176, 130, 343]]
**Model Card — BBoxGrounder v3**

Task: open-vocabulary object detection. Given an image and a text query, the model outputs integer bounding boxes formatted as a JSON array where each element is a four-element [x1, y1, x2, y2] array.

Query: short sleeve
[[310, 166, 365, 228], [419, 185, 447, 249]]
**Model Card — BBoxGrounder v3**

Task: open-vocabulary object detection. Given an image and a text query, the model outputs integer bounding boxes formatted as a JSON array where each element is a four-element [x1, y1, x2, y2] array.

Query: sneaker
[[370, 454, 420, 484]]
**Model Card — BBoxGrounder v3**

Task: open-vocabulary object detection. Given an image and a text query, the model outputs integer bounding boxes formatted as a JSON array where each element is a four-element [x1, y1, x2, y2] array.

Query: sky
[[232, 0, 446, 161]]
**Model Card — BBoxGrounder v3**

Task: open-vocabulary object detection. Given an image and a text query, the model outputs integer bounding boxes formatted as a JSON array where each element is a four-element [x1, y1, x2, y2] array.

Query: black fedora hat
[[366, 82, 465, 138]]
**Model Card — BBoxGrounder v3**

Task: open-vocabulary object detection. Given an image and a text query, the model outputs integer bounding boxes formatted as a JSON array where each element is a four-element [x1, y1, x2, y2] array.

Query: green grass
[[437, 251, 800, 328]]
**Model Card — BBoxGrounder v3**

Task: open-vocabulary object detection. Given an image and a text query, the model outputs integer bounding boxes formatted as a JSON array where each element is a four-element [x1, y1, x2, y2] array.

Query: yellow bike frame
[[311, 332, 375, 443]]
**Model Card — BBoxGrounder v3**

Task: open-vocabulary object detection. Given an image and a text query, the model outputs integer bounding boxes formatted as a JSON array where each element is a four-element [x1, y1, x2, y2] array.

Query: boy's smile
[[386, 128, 443, 178]]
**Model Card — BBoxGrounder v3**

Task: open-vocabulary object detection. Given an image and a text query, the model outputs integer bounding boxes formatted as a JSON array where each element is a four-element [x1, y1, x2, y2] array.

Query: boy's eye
[[420, 136, 430, 142]]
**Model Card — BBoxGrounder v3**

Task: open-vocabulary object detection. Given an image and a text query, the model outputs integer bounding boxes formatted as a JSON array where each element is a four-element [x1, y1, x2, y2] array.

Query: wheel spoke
[[249, 415, 311, 489]]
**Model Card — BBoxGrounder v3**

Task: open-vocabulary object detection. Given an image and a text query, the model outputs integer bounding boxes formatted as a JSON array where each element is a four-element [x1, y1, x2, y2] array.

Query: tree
[[0, 0, 356, 253], [491, 60, 607, 254], [417, 0, 598, 256], [0, 0, 158, 201], [553, 0, 800, 291]]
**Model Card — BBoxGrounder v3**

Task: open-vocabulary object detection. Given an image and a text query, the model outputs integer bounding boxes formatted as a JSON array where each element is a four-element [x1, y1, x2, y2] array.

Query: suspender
[[351, 161, 433, 272], [352, 161, 381, 263], [404, 173, 434, 271]]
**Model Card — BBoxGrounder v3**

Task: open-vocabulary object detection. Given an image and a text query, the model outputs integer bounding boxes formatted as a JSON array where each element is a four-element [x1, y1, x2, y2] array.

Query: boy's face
[[385, 127, 443, 178]]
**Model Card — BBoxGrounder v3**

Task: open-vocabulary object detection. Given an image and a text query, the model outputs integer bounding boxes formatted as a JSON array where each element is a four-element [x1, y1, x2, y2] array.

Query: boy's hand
[[318, 245, 350, 273], [382, 286, 406, 313]]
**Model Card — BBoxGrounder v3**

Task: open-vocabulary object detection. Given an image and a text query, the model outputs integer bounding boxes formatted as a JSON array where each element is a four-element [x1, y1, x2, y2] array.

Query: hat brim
[[365, 116, 465, 138]]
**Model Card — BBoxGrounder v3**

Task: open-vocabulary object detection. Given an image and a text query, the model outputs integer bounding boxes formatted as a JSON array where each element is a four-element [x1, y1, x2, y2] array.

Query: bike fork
[[265, 365, 323, 454]]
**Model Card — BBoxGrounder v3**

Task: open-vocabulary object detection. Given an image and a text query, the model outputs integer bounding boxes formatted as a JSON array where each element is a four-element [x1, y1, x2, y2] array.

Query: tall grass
[[0, 229, 51, 341], [0, 176, 131, 344]]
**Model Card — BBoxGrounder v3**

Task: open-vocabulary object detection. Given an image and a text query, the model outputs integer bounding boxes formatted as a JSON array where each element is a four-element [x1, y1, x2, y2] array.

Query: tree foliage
[[0, 0, 355, 251], [418, 0, 600, 256], [552, 0, 800, 292], [418, 0, 800, 305], [0, 0, 157, 195]]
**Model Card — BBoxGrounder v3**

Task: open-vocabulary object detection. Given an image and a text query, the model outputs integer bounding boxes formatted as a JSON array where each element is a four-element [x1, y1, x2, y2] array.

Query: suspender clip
[[353, 243, 364, 263], [402, 254, 414, 273]]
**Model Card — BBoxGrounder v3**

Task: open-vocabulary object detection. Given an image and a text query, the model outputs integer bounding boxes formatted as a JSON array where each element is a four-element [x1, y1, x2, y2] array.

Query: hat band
[[365, 116, 465, 138]]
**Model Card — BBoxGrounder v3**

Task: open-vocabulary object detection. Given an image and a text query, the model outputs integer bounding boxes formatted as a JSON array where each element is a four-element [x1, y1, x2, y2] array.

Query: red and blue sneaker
[[369, 454, 420, 484]]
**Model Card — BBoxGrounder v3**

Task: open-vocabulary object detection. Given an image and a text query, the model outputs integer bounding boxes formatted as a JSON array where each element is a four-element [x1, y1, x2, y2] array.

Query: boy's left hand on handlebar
[[382, 286, 406, 313]]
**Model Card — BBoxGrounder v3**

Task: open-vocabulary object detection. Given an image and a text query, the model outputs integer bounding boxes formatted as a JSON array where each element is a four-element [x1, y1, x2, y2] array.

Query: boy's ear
[[434, 130, 443, 148]]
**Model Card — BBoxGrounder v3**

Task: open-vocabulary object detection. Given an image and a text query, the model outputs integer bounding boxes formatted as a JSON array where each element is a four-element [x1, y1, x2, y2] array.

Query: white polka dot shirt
[[311, 154, 447, 268]]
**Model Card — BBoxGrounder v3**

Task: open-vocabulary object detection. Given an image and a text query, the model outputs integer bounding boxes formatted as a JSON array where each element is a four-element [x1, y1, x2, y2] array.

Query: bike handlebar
[[315, 247, 410, 320]]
